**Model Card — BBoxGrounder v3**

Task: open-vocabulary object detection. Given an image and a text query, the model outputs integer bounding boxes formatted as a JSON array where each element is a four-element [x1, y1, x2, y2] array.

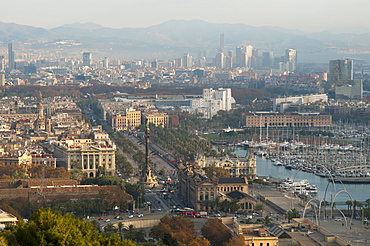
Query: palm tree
[[214, 196, 221, 211], [229, 199, 240, 212], [355, 201, 363, 218], [262, 215, 272, 224], [321, 200, 329, 218], [366, 198, 370, 208], [117, 222, 124, 240], [345, 200, 353, 216], [220, 200, 231, 213], [286, 208, 300, 222], [201, 200, 213, 211]]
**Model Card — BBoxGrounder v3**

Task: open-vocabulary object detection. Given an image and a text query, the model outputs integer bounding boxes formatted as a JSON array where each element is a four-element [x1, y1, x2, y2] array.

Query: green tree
[[203, 165, 231, 179], [223, 235, 245, 246], [187, 237, 210, 246], [366, 198, 370, 208], [345, 200, 353, 216], [201, 219, 232, 246], [162, 233, 180, 246], [150, 216, 196, 245], [6, 208, 123, 246], [71, 169, 87, 182], [254, 204, 263, 212], [262, 215, 272, 224], [286, 208, 300, 222]]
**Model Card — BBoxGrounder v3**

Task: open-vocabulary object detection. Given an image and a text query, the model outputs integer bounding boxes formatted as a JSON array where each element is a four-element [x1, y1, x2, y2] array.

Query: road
[[124, 132, 177, 180]]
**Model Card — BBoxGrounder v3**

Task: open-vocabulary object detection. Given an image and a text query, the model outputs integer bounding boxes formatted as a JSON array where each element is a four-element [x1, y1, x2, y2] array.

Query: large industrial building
[[242, 112, 332, 128]]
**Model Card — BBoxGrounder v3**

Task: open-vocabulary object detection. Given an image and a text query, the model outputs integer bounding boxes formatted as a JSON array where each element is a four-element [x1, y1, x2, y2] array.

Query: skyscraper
[[285, 49, 297, 71], [219, 31, 225, 53], [8, 43, 15, 71], [102, 57, 108, 68], [82, 52, 92, 67], [183, 53, 193, 68], [0, 56, 5, 71], [262, 51, 274, 67], [215, 52, 224, 68], [329, 59, 353, 86]]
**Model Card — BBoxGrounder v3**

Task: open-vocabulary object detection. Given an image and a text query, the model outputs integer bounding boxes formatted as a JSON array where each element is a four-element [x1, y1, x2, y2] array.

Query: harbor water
[[233, 149, 370, 204]]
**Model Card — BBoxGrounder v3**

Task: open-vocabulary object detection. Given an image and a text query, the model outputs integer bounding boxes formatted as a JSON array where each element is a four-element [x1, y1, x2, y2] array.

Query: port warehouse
[[242, 112, 332, 127]]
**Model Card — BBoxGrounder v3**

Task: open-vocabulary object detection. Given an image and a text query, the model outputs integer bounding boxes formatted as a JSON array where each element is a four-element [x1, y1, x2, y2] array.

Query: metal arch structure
[[333, 189, 354, 228], [302, 198, 321, 225]]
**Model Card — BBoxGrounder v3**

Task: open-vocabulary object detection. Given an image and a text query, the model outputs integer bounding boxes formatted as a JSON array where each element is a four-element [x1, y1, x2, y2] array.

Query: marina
[[232, 148, 370, 204]]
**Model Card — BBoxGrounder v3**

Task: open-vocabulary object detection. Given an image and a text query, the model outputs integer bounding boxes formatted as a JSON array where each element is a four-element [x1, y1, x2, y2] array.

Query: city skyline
[[1, 0, 370, 33]]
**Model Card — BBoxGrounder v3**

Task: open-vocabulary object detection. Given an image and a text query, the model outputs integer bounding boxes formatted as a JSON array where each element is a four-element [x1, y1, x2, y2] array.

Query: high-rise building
[[82, 52, 92, 67], [8, 43, 15, 71], [252, 49, 263, 68], [183, 53, 193, 68], [220, 31, 225, 53], [285, 49, 297, 71], [102, 57, 108, 68], [329, 59, 353, 86], [174, 58, 183, 68], [262, 51, 274, 67], [215, 52, 224, 68], [0, 56, 5, 71], [0, 74, 5, 86]]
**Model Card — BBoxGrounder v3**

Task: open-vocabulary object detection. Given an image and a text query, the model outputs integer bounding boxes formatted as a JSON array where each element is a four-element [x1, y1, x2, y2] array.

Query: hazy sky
[[2, 0, 370, 33]]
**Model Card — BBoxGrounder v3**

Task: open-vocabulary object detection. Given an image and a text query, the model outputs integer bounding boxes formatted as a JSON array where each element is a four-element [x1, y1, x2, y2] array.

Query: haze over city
[[1, 0, 370, 33]]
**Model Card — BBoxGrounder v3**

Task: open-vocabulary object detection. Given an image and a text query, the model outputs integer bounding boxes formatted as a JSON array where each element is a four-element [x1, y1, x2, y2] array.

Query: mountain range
[[1, 20, 370, 59]]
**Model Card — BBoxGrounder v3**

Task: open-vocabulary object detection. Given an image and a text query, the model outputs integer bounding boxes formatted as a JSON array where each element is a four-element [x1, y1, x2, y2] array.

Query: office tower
[[220, 31, 225, 53], [82, 52, 92, 67], [224, 55, 233, 68], [102, 57, 108, 68], [215, 52, 224, 68], [329, 59, 353, 86], [253, 49, 263, 68], [235, 47, 243, 67], [262, 51, 274, 67], [285, 48, 297, 71], [8, 43, 15, 71], [235, 46, 247, 68], [173, 58, 182, 68], [0, 74, 5, 86], [196, 57, 206, 67], [183, 53, 193, 68], [245, 45, 253, 58], [0, 56, 5, 71]]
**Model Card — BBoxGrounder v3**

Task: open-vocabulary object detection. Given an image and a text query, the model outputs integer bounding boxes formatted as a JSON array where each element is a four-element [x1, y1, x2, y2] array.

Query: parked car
[[98, 218, 104, 221], [128, 215, 134, 218], [138, 214, 144, 218], [105, 219, 110, 222]]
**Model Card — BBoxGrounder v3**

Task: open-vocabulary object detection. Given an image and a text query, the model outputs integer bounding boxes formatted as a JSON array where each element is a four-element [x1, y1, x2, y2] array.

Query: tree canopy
[[150, 215, 209, 246], [201, 219, 232, 246], [0, 208, 137, 246]]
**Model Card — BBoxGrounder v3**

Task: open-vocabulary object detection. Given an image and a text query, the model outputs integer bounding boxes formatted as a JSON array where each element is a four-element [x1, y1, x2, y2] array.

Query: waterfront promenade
[[257, 184, 369, 245]]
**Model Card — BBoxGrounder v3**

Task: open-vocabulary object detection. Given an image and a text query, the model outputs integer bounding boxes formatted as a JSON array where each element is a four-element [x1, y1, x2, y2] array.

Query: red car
[[98, 218, 104, 220]]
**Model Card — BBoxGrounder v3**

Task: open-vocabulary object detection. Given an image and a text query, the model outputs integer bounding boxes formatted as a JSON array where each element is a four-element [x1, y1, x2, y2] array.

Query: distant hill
[[0, 21, 54, 41], [1, 20, 370, 59]]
